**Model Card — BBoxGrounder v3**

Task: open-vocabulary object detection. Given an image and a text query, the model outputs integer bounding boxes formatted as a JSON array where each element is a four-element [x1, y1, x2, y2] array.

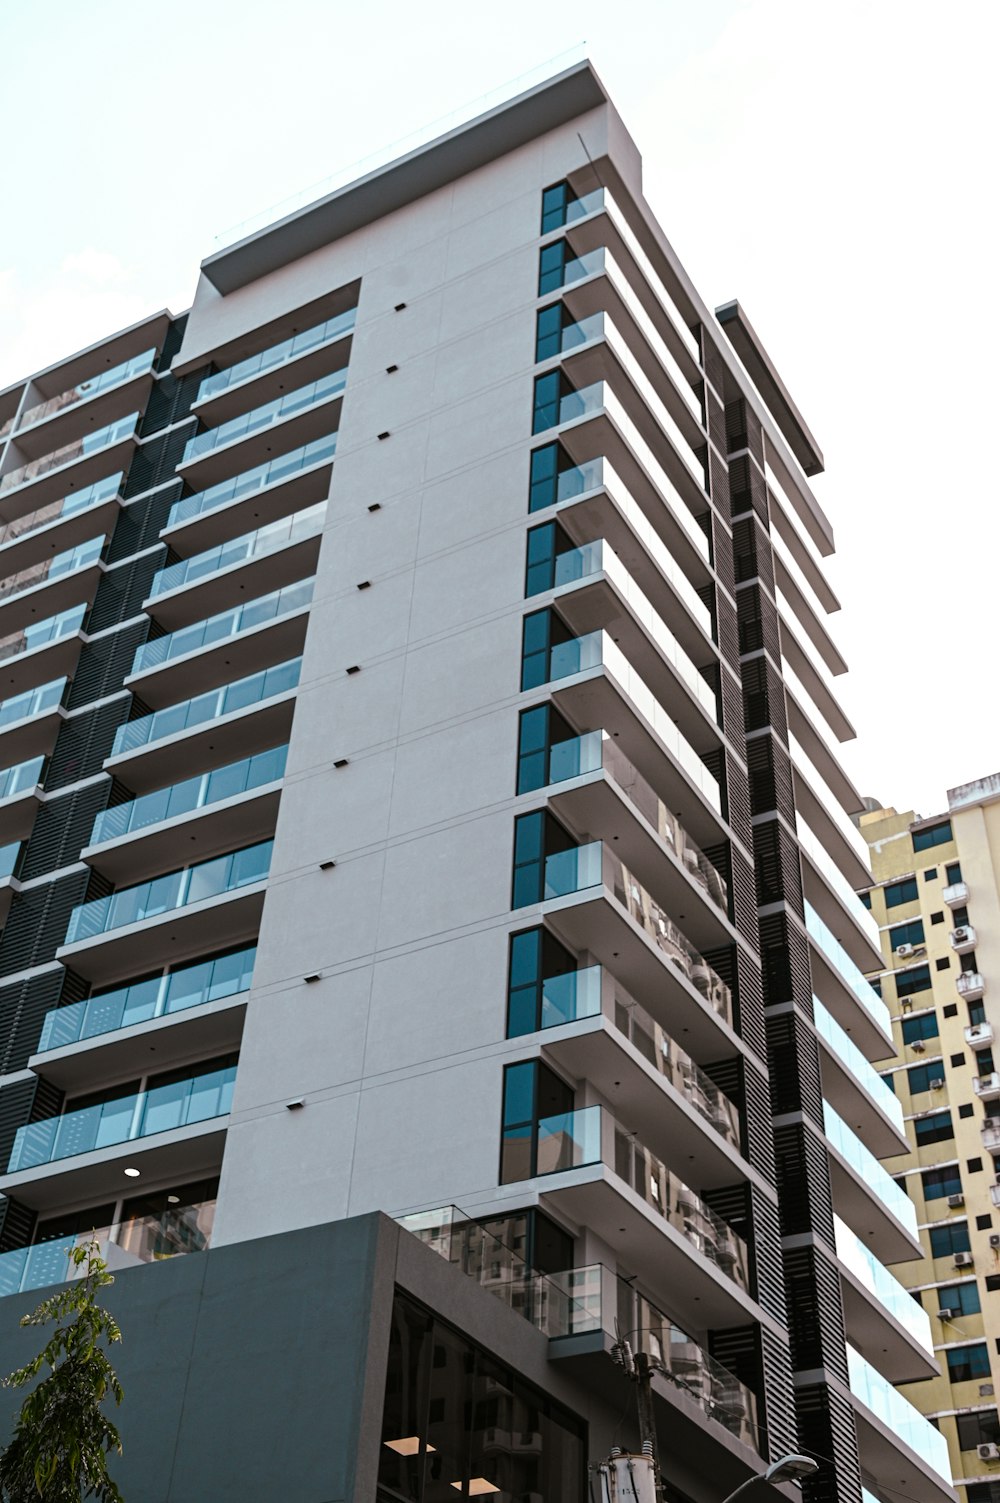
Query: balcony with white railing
[[834, 1215, 935, 1383], [195, 309, 356, 419], [805, 901, 893, 1062], [0, 472, 121, 574], [950, 924, 977, 955], [164, 434, 336, 551], [179, 369, 346, 484], [32, 946, 256, 1093], [107, 658, 301, 791], [847, 1344, 954, 1502], [966, 1022, 994, 1051], [957, 970, 985, 1001], [0, 413, 138, 508], [58, 840, 273, 984], [147, 503, 326, 629], [824, 1102, 921, 1264], [814, 996, 906, 1158], [84, 745, 287, 883], [943, 880, 969, 907], [126, 577, 314, 705]]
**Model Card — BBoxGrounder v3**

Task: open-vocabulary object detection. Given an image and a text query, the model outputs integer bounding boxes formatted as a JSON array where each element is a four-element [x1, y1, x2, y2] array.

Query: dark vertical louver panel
[[107, 484, 181, 564], [46, 700, 131, 790], [724, 748, 753, 851], [766, 1008, 824, 1127], [742, 1061, 777, 1182], [87, 553, 164, 635], [0, 1197, 35, 1254], [752, 818, 804, 912], [139, 370, 204, 438], [155, 314, 188, 372], [66, 623, 149, 710], [796, 1383, 864, 1503], [0, 970, 63, 1075], [758, 1326, 798, 1463], [784, 1244, 849, 1382], [774, 1121, 836, 1246], [19, 783, 111, 882], [701, 332, 727, 402], [0, 870, 91, 980], [0, 1080, 44, 1181], [124, 423, 196, 499]]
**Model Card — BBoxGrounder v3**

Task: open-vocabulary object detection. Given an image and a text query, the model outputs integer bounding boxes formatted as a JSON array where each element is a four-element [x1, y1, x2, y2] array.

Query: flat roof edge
[[715, 300, 825, 478], [201, 61, 609, 297]]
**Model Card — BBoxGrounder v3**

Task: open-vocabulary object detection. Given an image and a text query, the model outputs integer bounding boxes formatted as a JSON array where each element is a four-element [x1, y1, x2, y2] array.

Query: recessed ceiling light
[[384, 1437, 435, 1456], [123, 1167, 140, 1178], [167, 1195, 180, 1204]]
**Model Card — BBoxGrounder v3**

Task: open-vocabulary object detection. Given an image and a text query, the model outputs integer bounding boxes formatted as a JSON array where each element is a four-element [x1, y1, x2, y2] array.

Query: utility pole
[[610, 1330, 665, 1502]]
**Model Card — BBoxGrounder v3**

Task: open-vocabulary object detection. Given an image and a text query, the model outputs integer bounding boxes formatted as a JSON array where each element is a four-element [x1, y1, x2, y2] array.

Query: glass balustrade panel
[[0, 678, 65, 731], [183, 370, 346, 463], [152, 503, 325, 597], [824, 1102, 918, 1236], [167, 435, 337, 530], [813, 997, 902, 1128], [198, 310, 357, 401], [0, 603, 85, 663], [113, 658, 301, 756], [0, 756, 44, 802], [834, 1215, 932, 1351], [846, 1345, 951, 1481], [19, 352, 155, 431], [0, 414, 137, 494], [131, 580, 313, 674], [805, 902, 891, 1039]]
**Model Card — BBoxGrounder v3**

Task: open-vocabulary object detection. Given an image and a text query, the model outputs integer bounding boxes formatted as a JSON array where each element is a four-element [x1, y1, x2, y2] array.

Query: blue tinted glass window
[[896, 965, 932, 999], [535, 303, 566, 362], [529, 443, 560, 513], [940, 1282, 982, 1316], [907, 1063, 942, 1094], [947, 1344, 991, 1381], [946, 862, 963, 885], [889, 919, 925, 948], [885, 877, 919, 908], [538, 242, 567, 296], [914, 1111, 953, 1146], [901, 1011, 939, 1044], [532, 372, 563, 434], [913, 821, 952, 852], [541, 183, 569, 234], [922, 1164, 963, 1200], [930, 1221, 970, 1256]]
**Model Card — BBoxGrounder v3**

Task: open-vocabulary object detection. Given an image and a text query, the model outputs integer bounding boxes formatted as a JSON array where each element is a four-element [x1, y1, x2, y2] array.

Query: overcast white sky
[[1, 0, 996, 818]]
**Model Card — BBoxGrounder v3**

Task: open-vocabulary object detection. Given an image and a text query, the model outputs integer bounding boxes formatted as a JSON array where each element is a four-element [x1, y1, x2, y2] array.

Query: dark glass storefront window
[[377, 1290, 585, 1502]]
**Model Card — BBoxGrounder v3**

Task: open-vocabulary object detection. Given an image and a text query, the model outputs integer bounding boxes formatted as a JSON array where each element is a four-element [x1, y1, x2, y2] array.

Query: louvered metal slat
[[743, 1065, 777, 1182], [725, 748, 753, 849], [0, 1195, 36, 1254], [139, 370, 204, 439], [0, 870, 90, 979], [124, 422, 196, 500], [19, 783, 111, 882], [87, 552, 165, 635], [46, 700, 130, 790], [796, 1382, 864, 1503], [66, 623, 148, 711], [758, 1325, 798, 1462], [773, 1121, 836, 1246], [155, 314, 188, 373], [107, 484, 180, 564], [0, 969, 63, 1075], [701, 332, 727, 404]]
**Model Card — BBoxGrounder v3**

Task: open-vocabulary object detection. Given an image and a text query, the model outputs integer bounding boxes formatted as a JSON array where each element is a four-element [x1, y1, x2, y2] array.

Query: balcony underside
[[191, 331, 353, 426], [791, 762, 871, 894], [817, 1031, 908, 1161], [0, 560, 104, 642], [104, 692, 296, 794], [826, 1138, 922, 1266], [849, 1388, 956, 1503], [0, 1119, 227, 1213], [839, 1263, 936, 1385], [0, 632, 83, 702], [539, 1016, 749, 1190], [810, 942, 893, 1066], [0, 704, 65, 766], [175, 394, 342, 489], [144, 537, 321, 632], [0, 784, 42, 845], [163, 457, 333, 555], [801, 849, 883, 976], [0, 492, 119, 577], [29, 993, 247, 1095], [11, 375, 154, 461], [124, 609, 309, 707], [56, 885, 266, 988], [0, 436, 136, 523], [81, 784, 282, 886]]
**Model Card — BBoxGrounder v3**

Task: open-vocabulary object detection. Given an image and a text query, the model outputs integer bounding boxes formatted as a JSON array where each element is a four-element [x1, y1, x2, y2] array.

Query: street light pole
[[719, 1456, 819, 1503]]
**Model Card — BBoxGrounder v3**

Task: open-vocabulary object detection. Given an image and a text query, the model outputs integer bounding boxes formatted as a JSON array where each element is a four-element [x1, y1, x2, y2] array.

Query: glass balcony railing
[[0, 842, 20, 879], [166, 435, 336, 531], [834, 1215, 932, 1353], [183, 370, 346, 464], [38, 945, 256, 1054], [0, 535, 103, 606], [553, 247, 606, 291], [0, 755, 44, 803], [91, 745, 286, 846], [131, 578, 313, 675], [399, 1204, 759, 1453], [7, 1060, 237, 1173], [796, 815, 881, 950], [544, 730, 727, 913], [805, 902, 891, 1042], [813, 997, 903, 1131], [0, 1189, 217, 1298], [543, 311, 605, 357], [0, 677, 65, 732], [538, 840, 732, 1024], [614, 1124, 750, 1287], [847, 1345, 950, 1482], [17, 351, 155, 433], [151, 503, 325, 599], [540, 540, 718, 723], [112, 658, 301, 757], [197, 310, 357, 402], [544, 186, 606, 231], [0, 473, 122, 551], [0, 602, 85, 663], [63, 839, 273, 946], [824, 1102, 918, 1238], [546, 629, 721, 811], [0, 413, 138, 495], [788, 730, 870, 866]]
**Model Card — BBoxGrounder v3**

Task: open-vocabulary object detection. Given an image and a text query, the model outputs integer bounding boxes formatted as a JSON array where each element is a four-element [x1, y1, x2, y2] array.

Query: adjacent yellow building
[[861, 773, 1000, 1503]]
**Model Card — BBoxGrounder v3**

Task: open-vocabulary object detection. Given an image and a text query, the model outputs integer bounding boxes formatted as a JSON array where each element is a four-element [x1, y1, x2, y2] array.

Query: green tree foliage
[[0, 1241, 124, 1501]]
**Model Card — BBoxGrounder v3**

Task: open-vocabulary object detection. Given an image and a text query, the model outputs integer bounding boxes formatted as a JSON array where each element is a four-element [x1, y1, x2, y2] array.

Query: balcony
[[950, 924, 977, 954], [943, 881, 970, 907], [814, 997, 906, 1158], [147, 503, 325, 630], [540, 730, 730, 950], [788, 731, 872, 892], [543, 630, 722, 843], [957, 971, 985, 1001], [834, 1215, 935, 1383], [179, 369, 346, 485], [824, 1102, 921, 1264], [0, 752, 44, 844], [847, 1344, 953, 1501], [126, 577, 313, 705], [15, 350, 155, 443], [0, 677, 66, 764], [57, 839, 272, 984], [532, 540, 720, 751], [165, 433, 336, 554], [796, 813, 882, 973], [399, 1206, 760, 1458], [0, 472, 121, 576], [983, 1119, 1000, 1151], [974, 1073, 1000, 1101], [86, 744, 287, 883], [32, 945, 255, 1092], [0, 1060, 236, 1209], [500, 1106, 754, 1328], [107, 658, 300, 792], [966, 1022, 994, 1051], [0, 602, 85, 698], [195, 309, 356, 419], [805, 902, 893, 1062], [0, 535, 104, 640], [0, 412, 137, 512], [529, 966, 743, 1185]]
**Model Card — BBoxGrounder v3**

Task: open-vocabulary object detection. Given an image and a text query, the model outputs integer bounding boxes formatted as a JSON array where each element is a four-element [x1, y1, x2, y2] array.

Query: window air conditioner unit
[[911, 1039, 926, 1052], [937, 1307, 956, 1321], [930, 1077, 946, 1089], [955, 927, 972, 943], [990, 1233, 1000, 1249], [949, 1193, 967, 1208], [954, 1249, 974, 1266], [896, 943, 915, 958], [982, 1383, 996, 1397], [978, 1444, 1000, 1463]]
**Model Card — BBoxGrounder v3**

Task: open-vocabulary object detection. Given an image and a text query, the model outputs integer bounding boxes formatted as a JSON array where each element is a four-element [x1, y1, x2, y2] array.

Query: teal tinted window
[[921, 1164, 962, 1200], [859, 889, 872, 909], [889, 919, 925, 949], [901, 1011, 939, 1044], [907, 1063, 943, 1094], [930, 1221, 970, 1256], [538, 241, 567, 296], [885, 877, 919, 908], [535, 303, 567, 362], [529, 443, 560, 512], [946, 862, 963, 885], [940, 1282, 982, 1316], [896, 965, 932, 999], [947, 1344, 991, 1382], [913, 1111, 953, 1146], [541, 182, 569, 234], [913, 820, 952, 852], [532, 371, 567, 434]]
